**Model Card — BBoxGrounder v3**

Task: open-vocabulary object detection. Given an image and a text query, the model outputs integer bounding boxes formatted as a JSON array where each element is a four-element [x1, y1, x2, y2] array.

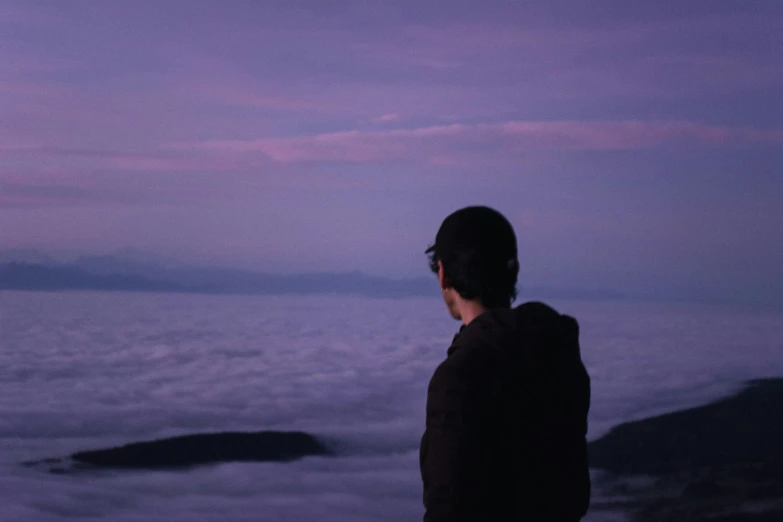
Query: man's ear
[[437, 260, 447, 290]]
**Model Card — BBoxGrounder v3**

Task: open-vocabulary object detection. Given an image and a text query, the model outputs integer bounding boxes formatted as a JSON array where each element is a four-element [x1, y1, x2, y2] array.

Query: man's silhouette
[[420, 206, 591, 521]]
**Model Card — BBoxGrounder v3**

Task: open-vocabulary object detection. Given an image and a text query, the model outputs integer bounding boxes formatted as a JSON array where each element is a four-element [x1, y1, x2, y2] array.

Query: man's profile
[[420, 206, 591, 521]]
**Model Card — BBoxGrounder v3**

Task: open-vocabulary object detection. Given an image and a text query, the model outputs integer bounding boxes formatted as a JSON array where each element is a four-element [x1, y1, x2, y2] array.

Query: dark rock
[[589, 379, 783, 476], [25, 431, 331, 471], [707, 513, 783, 521], [682, 479, 725, 499], [587, 378, 783, 521], [748, 483, 783, 500]]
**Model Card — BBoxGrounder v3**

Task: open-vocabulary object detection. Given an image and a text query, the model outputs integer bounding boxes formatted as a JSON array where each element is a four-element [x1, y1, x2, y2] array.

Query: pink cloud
[[374, 113, 400, 122], [182, 120, 783, 165], [105, 152, 260, 173]]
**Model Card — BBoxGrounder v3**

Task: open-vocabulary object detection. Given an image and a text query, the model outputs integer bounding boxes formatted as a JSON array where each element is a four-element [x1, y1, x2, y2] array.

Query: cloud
[[182, 120, 783, 165], [373, 113, 400, 123], [0, 146, 268, 174]]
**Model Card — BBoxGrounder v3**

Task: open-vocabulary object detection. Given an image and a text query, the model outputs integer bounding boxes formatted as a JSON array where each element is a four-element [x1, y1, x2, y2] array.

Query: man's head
[[426, 206, 519, 321]]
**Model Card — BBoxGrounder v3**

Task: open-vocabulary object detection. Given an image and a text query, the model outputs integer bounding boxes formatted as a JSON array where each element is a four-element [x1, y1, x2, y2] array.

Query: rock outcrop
[[588, 378, 783, 521], [25, 431, 331, 473]]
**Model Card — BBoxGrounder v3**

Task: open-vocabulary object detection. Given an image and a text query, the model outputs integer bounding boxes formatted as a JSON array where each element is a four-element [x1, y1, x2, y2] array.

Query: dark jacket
[[420, 302, 591, 521]]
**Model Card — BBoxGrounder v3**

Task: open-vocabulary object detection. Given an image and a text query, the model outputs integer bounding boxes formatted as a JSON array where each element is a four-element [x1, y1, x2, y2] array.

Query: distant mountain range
[[0, 261, 437, 298], [0, 263, 189, 293], [0, 250, 627, 301]]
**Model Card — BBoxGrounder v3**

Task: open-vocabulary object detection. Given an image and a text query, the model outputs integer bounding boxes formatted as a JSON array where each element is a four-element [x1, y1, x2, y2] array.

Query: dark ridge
[[0, 261, 434, 298], [588, 378, 783, 521], [0, 262, 189, 293], [0, 259, 631, 301], [588, 378, 783, 476], [707, 514, 783, 521], [25, 431, 331, 472]]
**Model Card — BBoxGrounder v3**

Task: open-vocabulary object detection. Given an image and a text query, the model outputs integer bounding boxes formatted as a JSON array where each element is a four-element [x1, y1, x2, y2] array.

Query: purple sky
[[1, 1, 782, 304]]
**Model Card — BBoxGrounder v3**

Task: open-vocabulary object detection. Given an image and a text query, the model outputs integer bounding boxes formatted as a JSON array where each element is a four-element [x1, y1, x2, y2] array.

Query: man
[[420, 206, 591, 521]]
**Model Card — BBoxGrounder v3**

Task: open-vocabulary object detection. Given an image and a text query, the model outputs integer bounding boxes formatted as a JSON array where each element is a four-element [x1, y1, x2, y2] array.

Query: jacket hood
[[449, 301, 581, 363]]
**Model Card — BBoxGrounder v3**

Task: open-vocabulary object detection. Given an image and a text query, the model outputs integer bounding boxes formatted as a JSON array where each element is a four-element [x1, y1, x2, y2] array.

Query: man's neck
[[457, 299, 489, 326]]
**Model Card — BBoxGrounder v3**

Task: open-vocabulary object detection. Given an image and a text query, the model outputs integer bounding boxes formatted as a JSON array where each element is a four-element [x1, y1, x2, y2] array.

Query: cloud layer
[[188, 120, 783, 164]]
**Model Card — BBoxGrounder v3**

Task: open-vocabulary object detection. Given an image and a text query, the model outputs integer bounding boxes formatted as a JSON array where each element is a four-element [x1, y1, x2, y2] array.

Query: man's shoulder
[[427, 337, 503, 415], [445, 326, 500, 364], [515, 301, 579, 330], [433, 321, 508, 389]]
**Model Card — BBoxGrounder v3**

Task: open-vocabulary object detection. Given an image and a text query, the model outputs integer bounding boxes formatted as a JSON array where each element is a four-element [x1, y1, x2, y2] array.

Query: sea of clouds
[[1, 291, 782, 521]]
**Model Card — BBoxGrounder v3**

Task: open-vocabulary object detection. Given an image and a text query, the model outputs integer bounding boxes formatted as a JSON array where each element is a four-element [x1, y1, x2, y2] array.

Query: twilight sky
[[1, 1, 782, 305]]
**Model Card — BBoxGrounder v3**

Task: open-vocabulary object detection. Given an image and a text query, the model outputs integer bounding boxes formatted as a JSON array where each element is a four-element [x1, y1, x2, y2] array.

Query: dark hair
[[426, 206, 519, 308]]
